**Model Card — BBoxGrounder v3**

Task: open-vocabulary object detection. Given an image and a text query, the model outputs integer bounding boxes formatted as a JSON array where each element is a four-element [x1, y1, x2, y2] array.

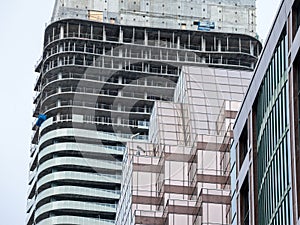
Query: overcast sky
[[0, 0, 281, 224]]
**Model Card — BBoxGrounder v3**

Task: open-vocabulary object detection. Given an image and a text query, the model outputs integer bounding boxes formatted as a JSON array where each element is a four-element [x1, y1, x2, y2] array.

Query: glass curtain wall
[[256, 30, 293, 225]]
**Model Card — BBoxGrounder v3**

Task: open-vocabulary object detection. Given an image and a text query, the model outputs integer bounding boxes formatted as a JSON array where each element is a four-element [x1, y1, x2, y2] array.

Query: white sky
[[0, 0, 281, 224]]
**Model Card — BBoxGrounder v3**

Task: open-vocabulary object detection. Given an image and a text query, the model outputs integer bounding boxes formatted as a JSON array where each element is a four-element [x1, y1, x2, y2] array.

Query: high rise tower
[[27, 1, 260, 224]]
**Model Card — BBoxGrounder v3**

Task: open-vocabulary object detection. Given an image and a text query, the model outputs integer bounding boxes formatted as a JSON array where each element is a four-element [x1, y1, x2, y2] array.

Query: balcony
[[36, 216, 115, 225], [35, 56, 43, 72], [26, 197, 35, 213], [33, 91, 41, 104], [41, 34, 258, 75], [43, 25, 260, 60], [30, 144, 37, 157], [31, 128, 39, 145], [134, 210, 164, 225], [36, 171, 122, 193], [34, 74, 42, 91], [42, 52, 181, 77], [29, 147, 39, 171], [28, 169, 37, 185], [41, 85, 172, 102], [196, 188, 231, 207], [40, 91, 170, 115]]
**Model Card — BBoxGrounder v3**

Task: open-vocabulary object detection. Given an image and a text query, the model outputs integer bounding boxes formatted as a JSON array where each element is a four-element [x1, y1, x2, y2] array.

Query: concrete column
[[132, 28, 135, 44], [218, 39, 221, 52], [58, 72, 62, 80], [118, 89, 122, 97], [226, 37, 229, 51], [66, 22, 69, 37], [118, 76, 122, 84], [158, 30, 160, 46], [119, 27, 123, 42], [144, 29, 148, 46], [201, 36, 206, 51], [78, 24, 81, 38], [143, 49, 148, 59], [56, 113, 60, 121], [119, 49, 123, 69], [91, 25, 93, 39], [117, 117, 121, 125], [177, 36, 180, 49], [172, 32, 175, 48], [103, 25, 106, 41], [214, 36, 216, 51], [118, 103, 122, 111], [250, 40, 254, 56], [58, 57, 62, 66], [60, 26, 64, 39], [239, 38, 241, 52]]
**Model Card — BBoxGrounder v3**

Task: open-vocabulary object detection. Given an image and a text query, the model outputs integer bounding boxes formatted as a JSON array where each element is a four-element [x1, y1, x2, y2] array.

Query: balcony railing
[[42, 116, 149, 141], [42, 72, 177, 89], [44, 31, 257, 56], [30, 145, 37, 155], [42, 50, 253, 74], [53, 113, 150, 129], [41, 99, 153, 116], [41, 85, 172, 103]]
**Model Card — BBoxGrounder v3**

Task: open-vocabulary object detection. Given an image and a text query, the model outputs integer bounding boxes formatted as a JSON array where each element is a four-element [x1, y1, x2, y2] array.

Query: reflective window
[[255, 30, 292, 225]]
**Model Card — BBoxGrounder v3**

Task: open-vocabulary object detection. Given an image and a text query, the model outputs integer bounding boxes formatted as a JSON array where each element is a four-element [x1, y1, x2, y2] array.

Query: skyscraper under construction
[[27, 1, 261, 224]]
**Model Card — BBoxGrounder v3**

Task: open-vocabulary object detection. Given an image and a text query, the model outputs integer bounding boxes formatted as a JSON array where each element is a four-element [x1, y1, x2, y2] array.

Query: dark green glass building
[[231, 0, 300, 224]]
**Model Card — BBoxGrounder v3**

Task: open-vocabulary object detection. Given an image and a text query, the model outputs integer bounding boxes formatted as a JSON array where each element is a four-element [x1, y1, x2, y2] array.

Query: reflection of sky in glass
[[0, 0, 281, 224]]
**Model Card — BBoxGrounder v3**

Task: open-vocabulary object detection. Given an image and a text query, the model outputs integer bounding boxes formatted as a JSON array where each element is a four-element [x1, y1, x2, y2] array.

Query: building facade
[[115, 66, 258, 225], [27, 0, 261, 224], [231, 0, 300, 224], [52, 0, 257, 37]]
